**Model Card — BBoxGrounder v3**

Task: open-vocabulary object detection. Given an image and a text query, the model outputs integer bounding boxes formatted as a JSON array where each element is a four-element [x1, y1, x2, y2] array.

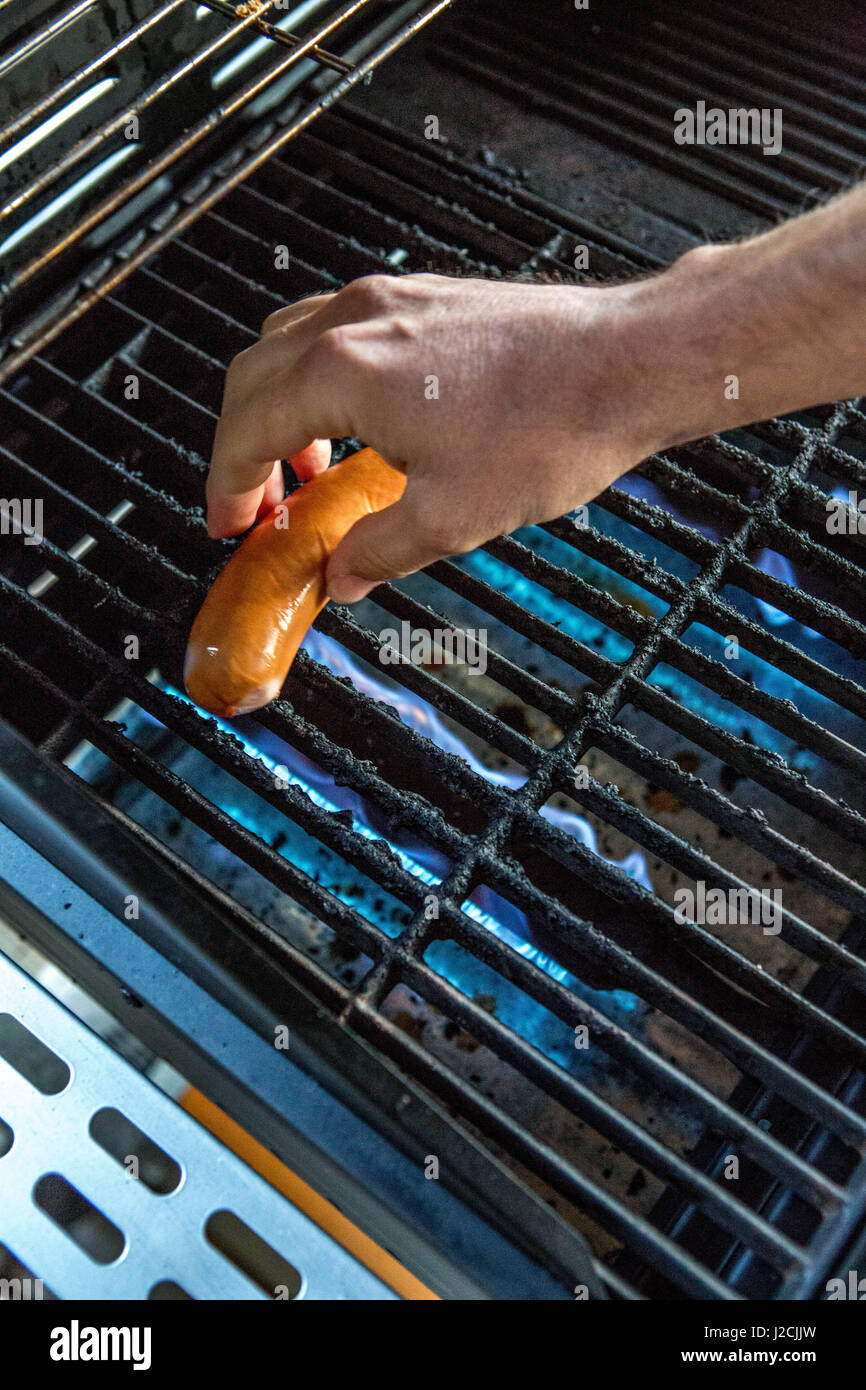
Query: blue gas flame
[[164, 623, 651, 998]]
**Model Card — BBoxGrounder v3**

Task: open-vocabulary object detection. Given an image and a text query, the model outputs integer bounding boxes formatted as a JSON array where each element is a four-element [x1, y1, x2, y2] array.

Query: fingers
[[207, 292, 370, 536], [207, 439, 332, 537], [261, 294, 336, 335], [208, 277, 405, 537], [256, 459, 286, 520], [289, 438, 332, 480], [326, 481, 461, 603], [207, 332, 357, 535]]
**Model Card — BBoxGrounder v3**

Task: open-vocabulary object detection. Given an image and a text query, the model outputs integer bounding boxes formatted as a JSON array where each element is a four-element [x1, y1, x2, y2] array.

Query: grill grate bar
[[395, 958, 816, 1272], [691, 593, 866, 724], [660, 0, 866, 104], [541, 516, 686, 605], [657, 639, 866, 784], [418, 541, 866, 847], [680, 435, 777, 490], [350, 1001, 740, 1299], [480, 536, 650, 643], [788, 476, 866, 545], [0, 443, 190, 599], [191, 206, 344, 288], [63, 697, 850, 1270], [221, 182, 401, 280], [0, 585, 860, 1296], [590, 710, 866, 922], [280, 643, 507, 814], [811, 440, 866, 489], [318, 603, 542, 769], [434, 7, 865, 217], [0, 384, 211, 553], [429, 42, 795, 221], [0, 643, 357, 1017], [104, 289, 239, 378], [260, 152, 535, 272], [428, 553, 616, 684], [596, 485, 723, 565], [0, 0, 456, 377], [471, 827, 866, 1150], [436, 906, 849, 1209], [326, 101, 670, 269], [11, 576, 854, 1231], [83, 695, 398, 964], [318, 106, 666, 270], [4, 550, 866, 1142], [541, 508, 866, 729], [496, 799, 866, 1098], [368, 581, 580, 726], [585, 16, 866, 163], [194, 0, 356, 74], [642, 452, 760, 520], [1, 0, 295, 224], [0, 3, 186, 153], [338, 396, 866, 1140], [742, 519, 866, 633], [4, 70, 866, 1294], [549, 766, 866, 989], [489, 17, 850, 193]]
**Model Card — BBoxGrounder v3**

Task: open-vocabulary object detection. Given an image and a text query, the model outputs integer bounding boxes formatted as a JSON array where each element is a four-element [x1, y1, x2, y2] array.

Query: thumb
[[326, 481, 446, 603]]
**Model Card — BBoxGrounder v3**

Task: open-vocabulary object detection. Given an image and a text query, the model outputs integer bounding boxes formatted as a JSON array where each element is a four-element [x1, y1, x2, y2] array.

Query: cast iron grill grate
[[432, 0, 866, 222], [2, 93, 866, 1295]]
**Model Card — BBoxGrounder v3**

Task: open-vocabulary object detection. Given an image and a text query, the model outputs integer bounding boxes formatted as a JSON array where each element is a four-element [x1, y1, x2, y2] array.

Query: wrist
[[618, 206, 866, 459], [610, 242, 767, 456]]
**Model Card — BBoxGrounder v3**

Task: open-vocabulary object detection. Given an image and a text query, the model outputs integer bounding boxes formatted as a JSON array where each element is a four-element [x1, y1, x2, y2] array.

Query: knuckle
[[340, 273, 393, 310], [261, 308, 283, 334], [224, 344, 257, 394], [305, 325, 374, 382], [307, 325, 354, 368]]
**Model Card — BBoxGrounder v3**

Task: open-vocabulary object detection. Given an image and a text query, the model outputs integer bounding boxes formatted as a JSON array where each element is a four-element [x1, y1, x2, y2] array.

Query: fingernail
[[327, 575, 375, 604]]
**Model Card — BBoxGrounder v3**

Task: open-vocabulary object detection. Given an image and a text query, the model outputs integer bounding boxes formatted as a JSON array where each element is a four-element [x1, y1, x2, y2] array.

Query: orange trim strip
[[180, 1087, 439, 1300]]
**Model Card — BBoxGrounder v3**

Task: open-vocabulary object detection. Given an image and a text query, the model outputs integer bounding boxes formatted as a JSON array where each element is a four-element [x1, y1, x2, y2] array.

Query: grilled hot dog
[[184, 447, 405, 717]]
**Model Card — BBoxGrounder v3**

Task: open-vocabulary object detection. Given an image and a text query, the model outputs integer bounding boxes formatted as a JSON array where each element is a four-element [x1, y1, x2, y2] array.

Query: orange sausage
[[184, 447, 405, 717]]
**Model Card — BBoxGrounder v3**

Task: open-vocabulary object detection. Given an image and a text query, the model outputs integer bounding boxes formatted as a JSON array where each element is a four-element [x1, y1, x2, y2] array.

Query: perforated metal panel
[[0, 948, 397, 1299]]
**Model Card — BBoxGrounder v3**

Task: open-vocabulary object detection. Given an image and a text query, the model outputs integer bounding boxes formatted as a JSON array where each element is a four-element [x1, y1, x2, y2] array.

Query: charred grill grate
[[433, 0, 866, 222], [2, 6, 866, 1299]]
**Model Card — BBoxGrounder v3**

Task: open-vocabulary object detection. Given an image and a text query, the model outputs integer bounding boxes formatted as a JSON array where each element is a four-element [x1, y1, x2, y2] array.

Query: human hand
[[205, 272, 667, 601]]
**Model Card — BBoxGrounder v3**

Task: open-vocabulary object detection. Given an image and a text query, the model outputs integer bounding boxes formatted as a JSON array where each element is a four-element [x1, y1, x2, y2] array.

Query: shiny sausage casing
[[184, 447, 405, 717]]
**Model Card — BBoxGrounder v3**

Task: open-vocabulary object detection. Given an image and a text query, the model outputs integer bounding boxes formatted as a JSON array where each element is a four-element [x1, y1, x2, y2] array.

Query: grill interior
[[0, 0, 451, 359], [2, 0, 866, 1300]]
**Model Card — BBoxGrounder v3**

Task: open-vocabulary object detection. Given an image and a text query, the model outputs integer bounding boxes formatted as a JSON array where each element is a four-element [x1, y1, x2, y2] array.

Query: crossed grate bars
[[1, 57, 866, 1293]]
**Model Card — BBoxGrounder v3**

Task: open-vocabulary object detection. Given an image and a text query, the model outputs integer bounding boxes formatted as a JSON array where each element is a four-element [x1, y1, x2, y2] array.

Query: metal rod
[[0, 2, 187, 154], [194, 0, 353, 73], [0, 0, 455, 379], [0, 0, 97, 82], [0, 0, 359, 224]]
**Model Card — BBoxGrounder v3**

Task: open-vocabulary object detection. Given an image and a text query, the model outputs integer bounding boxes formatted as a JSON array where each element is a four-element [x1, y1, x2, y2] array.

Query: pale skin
[[206, 182, 866, 603]]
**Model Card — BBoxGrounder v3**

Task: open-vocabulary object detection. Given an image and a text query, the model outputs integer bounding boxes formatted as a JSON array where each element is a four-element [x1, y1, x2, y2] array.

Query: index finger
[[207, 302, 340, 537]]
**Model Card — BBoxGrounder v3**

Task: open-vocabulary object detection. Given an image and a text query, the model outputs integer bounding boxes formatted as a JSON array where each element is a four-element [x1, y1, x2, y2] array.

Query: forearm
[[623, 182, 866, 455], [206, 184, 866, 594]]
